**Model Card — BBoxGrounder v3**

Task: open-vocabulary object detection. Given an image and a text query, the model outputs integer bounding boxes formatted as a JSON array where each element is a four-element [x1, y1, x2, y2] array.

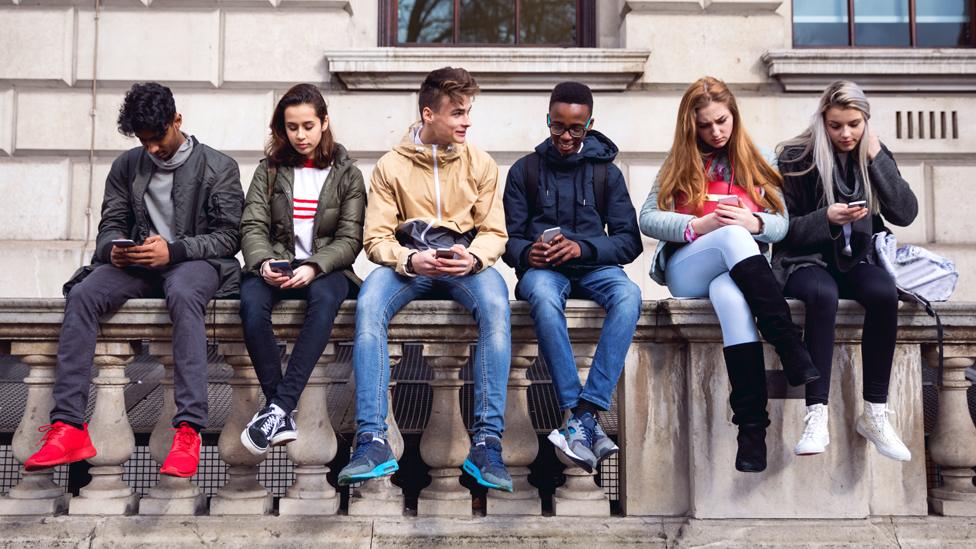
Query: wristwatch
[[404, 252, 417, 274]]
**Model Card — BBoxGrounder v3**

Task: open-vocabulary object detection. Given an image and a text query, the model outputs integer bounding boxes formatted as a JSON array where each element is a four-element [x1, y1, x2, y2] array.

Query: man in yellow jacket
[[338, 67, 513, 492]]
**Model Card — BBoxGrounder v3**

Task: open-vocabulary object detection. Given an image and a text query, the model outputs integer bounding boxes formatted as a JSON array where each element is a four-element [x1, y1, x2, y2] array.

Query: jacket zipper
[[432, 145, 442, 221]]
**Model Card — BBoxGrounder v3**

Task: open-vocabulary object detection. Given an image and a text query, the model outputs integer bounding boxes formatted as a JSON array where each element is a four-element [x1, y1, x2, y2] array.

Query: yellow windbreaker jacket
[[363, 123, 508, 275]]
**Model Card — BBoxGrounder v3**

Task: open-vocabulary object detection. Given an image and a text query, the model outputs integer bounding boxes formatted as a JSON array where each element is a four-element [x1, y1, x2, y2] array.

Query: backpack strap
[[593, 162, 609, 225], [898, 288, 945, 387], [265, 162, 278, 203], [524, 152, 540, 210]]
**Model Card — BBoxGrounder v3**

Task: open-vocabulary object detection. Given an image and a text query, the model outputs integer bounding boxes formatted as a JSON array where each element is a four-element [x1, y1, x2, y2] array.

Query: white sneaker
[[856, 402, 912, 461], [794, 403, 829, 455]]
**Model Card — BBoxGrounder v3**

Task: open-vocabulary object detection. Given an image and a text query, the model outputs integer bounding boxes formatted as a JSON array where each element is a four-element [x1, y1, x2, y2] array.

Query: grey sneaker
[[337, 433, 398, 485], [589, 414, 619, 464], [547, 414, 598, 472], [462, 436, 513, 492]]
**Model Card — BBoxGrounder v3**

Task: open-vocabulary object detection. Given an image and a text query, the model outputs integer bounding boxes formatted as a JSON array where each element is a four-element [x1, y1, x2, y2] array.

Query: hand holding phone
[[111, 239, 137, 248], [435, 248, 458, 260], [268, 260, 293, 278], [540, 227, 562, 244], [847, 200, 867, 209]]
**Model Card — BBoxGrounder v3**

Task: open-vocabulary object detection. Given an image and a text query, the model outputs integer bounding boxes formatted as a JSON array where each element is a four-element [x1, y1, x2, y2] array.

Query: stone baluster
[[70, 342, 139, 515], [926, 346, 976, 515], [417, 342, 471, 516], [553, 342, 610, 516], [279, 343, 339, 515], [0, 342, 70, 515], [487, 343, 541, 515], [349, 343, 405, 516], [210, 343, 272, 515], [140, 343, 206, 515]]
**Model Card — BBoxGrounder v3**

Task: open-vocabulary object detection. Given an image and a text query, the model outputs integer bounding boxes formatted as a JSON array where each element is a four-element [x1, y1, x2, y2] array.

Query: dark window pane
[[793, 0, 850, 46], [398, 0, 454, 44], [459, 0, 515, 44], [916, 0, 972, 46], [520, 0, 577, 45], [853, 0, 910, 46]]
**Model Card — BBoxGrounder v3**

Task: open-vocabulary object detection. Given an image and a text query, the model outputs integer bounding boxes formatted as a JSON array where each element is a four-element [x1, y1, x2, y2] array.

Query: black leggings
[[783, 263, 898, 406]]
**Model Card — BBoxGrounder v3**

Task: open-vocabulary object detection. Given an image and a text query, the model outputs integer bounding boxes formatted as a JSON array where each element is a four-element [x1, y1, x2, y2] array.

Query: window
[[793, 0, 975, 47], [379, 0, 596, 47]]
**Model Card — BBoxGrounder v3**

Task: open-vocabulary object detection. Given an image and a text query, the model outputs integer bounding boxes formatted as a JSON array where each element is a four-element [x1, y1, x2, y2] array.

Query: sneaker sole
[[461, 459, 513, 492], [24, 447, 97, 471], [595, 446, 619, 466], [794, 440, 829, 456], [270, 430, 297, 447], [239, 429, 269, 456], [856, 423, 911, 461], [547, 429, 595, 473], [159, 464, 197, 478], [337, 459, 399, 485]]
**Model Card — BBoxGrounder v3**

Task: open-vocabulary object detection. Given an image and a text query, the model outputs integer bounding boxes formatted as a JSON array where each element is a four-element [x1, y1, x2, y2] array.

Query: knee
[[713, 225, 759, 255], [608, 281, 642, 317], [166, 284, 208, 312], [859, 280, 898, 312], [479, 290, 511, 323], [354, 295, 388, 334], [65, 282, 104, 312], [306, 277, 346, 312]]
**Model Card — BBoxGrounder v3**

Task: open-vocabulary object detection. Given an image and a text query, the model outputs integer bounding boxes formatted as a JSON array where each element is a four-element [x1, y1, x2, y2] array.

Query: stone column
[[140, 343, 206, 515], [69, 342, 139, 515], [926, 346, 976, 516], [279, 343, 339, 515], [417, 342, 471, 516], [209, 343, 272, 515], [553, 342, 610, 517], [487, 343, 541, 515], [0, 342, 70, 515], [349, 343, 405, 516]]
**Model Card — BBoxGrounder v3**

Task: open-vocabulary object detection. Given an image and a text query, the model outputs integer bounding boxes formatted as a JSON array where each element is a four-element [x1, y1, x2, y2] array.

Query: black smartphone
[[111, 239, 137, 248], [435, 248, 457, 260], [269, 260, 293, 277]]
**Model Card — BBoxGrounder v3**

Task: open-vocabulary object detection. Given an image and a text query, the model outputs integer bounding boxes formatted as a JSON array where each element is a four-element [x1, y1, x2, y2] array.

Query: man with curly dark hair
[[25, 82, 245, 479]]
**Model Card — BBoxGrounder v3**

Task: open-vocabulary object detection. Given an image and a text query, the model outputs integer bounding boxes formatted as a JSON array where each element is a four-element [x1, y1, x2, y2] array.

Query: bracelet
[[684, 220, 698, 243]]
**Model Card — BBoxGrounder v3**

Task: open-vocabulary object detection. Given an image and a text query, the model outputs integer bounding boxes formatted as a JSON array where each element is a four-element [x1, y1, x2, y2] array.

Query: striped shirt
[[293, 160, 331, 261]]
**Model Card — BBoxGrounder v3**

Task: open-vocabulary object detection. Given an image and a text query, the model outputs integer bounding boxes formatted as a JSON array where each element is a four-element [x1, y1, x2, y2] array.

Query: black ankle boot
[[735, 423, 768, 473], [728, 255, 819, 387]]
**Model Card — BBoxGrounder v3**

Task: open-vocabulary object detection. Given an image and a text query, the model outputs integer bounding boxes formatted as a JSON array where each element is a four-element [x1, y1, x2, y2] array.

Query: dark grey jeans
[[51, 261, 219, 428]]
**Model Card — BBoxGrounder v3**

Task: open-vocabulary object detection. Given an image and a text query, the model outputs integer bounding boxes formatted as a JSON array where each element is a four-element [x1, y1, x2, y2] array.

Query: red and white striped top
[[292, 159, 330, 261]]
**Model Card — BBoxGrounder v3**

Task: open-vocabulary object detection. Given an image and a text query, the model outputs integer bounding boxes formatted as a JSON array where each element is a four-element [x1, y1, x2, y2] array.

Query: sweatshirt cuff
[[577, 239, 597, 261], [168, 240, 188, 264]]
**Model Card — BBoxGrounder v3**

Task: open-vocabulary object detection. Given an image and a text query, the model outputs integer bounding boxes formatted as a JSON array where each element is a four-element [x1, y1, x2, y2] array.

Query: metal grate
[[595, 439, 620, 502]]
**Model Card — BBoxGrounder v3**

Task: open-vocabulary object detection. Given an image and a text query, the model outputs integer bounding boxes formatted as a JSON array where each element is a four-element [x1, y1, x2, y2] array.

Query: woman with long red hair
[[639, 76, 817, 472]]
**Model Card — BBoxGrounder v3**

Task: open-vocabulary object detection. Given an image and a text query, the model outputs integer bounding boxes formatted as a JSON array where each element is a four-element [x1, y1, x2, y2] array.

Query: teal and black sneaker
[[462, 436, 513, 492], [583, 413, 619, 464], [337, 433, 398, 485], [547, 413, 598, 472]]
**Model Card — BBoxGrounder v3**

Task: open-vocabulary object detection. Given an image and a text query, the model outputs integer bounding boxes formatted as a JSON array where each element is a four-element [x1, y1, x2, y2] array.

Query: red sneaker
[[159, 423, 201, 478], [24, 421, 97, 471]]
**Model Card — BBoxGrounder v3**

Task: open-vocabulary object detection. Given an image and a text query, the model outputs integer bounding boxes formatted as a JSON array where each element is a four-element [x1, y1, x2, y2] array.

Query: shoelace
[[170, 427, 199, 452], [35, 423, 66, 447], [800, 409, 827, 440], [350, 437, 378, 462], [869, 408, 897, 439], [259, 414, 283, 437], [483, 442, 504, 468], [577, 417, 597, 447]]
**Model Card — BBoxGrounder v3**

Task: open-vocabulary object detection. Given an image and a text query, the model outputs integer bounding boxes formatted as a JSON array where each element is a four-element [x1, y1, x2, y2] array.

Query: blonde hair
[[657, 76, 784, 213], [777, 80, 876, 213]]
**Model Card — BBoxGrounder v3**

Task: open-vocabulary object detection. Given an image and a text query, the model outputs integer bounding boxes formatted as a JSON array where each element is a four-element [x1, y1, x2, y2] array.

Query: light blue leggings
[[664, 225, 761, 346]]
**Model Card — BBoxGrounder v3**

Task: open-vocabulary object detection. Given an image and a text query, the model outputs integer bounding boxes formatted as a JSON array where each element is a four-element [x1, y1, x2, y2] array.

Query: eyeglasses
[[547, 114, 592, 138]]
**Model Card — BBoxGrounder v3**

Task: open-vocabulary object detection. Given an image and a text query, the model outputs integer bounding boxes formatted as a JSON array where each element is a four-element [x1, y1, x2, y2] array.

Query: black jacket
[[502, 131, 642, 277], [772, 142, 918, 285], [64, 137, 245, 297]]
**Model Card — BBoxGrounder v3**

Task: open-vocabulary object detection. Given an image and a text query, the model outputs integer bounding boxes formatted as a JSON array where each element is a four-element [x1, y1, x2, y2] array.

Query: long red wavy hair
[[657, 76, 784, 214]]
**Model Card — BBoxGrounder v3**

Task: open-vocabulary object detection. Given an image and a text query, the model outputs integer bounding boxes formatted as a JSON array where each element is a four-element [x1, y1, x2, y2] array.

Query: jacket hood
[[534, 130, 618, 169], [393, 122, 463, 166]]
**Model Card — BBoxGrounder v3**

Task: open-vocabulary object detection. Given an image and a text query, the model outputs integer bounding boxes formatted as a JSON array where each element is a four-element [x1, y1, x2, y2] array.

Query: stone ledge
[[324, 48, 651, 91], [762, 49, 976, 92], [623, 0, 783, 15]]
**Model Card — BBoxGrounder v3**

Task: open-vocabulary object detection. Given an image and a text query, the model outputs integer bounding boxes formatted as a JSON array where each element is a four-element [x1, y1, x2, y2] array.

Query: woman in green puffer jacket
[[237, 83, 366, 456]]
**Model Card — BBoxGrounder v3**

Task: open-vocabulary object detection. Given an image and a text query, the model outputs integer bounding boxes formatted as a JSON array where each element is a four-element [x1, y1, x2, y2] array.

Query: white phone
[[541, 227, 562, 243], [847, 200, 867, 208]]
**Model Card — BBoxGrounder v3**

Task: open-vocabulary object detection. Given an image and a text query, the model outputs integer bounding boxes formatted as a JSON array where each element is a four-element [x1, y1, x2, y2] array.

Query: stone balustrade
[[0, 297, 973, 519]]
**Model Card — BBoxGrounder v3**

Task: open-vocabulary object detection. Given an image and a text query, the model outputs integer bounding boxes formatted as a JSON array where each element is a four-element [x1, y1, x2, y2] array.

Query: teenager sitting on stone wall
[[502, 81, 642, 473], [237, 83, 365, 456], [336, 67, 514, 492], [775, 81, 917, 461], [25, 82, 245, 478], [639, 76, 818, 473]]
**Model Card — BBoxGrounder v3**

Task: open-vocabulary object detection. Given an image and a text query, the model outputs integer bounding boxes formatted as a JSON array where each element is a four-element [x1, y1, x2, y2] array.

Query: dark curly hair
[[117, 82, 176, 137], [549, 81, 593, 113], [266, 83, 337, 169], [418, 67, 479, 116]]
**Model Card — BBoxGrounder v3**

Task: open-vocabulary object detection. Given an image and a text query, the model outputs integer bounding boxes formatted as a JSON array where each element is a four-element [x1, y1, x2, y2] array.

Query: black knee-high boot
[[724, 342, 769, 473], [728, 255, 819, 387]]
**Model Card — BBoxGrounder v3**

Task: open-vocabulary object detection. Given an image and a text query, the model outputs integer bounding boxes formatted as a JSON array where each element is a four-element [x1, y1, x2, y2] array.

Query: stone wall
[[1, 0, 973, 299]]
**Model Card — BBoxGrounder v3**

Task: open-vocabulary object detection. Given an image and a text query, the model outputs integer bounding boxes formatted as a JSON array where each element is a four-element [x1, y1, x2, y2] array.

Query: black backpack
[[523, 152, 610, 226]]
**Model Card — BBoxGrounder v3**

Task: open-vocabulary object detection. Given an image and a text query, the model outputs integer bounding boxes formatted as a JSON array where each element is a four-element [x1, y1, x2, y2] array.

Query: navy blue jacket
[[502, 131, 642, 277]]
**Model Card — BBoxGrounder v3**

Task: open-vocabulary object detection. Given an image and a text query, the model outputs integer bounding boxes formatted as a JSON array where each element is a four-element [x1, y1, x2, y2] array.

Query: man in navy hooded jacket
[[503, 81, 642, 473]]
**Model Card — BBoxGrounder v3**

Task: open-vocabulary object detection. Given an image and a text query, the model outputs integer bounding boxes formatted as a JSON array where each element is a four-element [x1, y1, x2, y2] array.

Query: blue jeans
[[353, 266, 512, 443], [239, 271, 352, 414], [515, 266, 641, 411]]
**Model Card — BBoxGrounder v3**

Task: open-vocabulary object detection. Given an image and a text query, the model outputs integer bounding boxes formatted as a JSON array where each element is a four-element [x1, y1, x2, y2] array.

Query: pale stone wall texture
[[0, 0, 972, 299]]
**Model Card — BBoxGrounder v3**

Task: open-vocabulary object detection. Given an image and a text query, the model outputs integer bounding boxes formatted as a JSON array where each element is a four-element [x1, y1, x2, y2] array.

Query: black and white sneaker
[[240, 404, 286, 456], [270, 412, 297, 447]]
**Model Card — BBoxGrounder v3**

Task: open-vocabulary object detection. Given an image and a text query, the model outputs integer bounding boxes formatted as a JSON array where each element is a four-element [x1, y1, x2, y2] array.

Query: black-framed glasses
[[547, 114, 592, 138]]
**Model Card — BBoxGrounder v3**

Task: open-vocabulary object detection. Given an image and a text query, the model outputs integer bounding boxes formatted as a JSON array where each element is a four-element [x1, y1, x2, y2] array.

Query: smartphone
[[847, 200, 867, 208], [111, 239, 137, 248], [269, 260, 293, 277], [435, 248, 457, 260], [541, 227, 562, 243], [717, 196, 740, 205]]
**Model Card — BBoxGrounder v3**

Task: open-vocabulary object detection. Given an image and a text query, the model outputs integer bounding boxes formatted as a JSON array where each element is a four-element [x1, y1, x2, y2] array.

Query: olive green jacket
[[240, 144, 365, 285]]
